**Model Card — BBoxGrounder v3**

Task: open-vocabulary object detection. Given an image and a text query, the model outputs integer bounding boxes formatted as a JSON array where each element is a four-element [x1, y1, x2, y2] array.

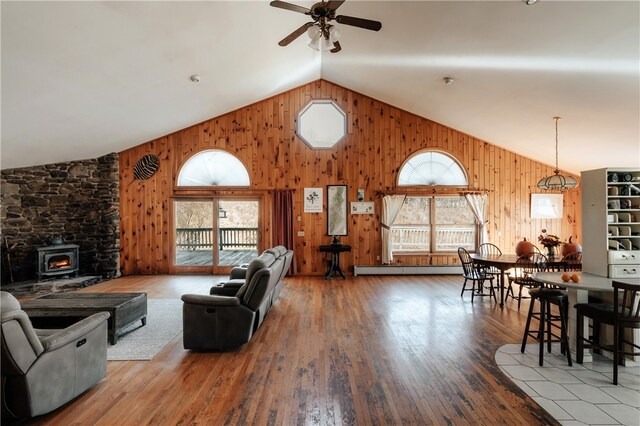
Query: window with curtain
[[391, 196, 476, 253]]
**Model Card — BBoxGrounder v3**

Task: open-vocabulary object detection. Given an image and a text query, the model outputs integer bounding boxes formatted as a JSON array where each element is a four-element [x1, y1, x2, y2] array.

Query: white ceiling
[[1, 1, 639, 173]]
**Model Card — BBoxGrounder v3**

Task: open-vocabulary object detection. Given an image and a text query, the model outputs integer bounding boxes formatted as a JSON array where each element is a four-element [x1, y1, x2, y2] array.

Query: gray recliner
[[182, 251, 285, 351], [1, 291, 110, 419], [211, 245, 293, 298]]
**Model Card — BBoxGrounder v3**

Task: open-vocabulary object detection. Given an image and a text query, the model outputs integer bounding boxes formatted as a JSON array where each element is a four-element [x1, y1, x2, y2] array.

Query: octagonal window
[[296, 99, 347, 149]]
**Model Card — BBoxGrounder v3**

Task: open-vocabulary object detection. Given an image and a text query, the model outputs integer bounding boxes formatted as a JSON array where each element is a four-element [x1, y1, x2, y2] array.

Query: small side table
[[319, 244, 352, 280]]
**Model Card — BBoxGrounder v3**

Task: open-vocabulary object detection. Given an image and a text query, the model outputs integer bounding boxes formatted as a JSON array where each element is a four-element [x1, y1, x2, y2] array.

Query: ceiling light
[[189, 75, 200, 83], [307, 25, 321, 51], [329, 26, 341, 44], [307, 24, 341, 52], [536, 117, 579, 191], [524, 0, 539, 5], [443, 77, 454, 85]]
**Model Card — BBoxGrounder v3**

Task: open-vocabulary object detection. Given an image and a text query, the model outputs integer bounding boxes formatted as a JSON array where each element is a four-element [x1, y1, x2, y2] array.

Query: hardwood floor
[[20, 275, 557, 425]]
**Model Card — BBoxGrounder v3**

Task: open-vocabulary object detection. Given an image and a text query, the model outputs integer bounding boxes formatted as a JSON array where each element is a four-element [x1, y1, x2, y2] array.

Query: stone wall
[[1, 153, 120, 283]]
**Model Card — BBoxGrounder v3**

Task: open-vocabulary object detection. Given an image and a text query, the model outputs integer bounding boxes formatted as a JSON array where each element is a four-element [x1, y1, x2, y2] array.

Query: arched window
[[177, 149, 250, 187], [398, 150, 468, 187]]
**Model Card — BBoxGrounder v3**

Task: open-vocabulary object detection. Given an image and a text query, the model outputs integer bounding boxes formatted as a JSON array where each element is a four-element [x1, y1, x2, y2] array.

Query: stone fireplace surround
[[1, 153, 120, 284]]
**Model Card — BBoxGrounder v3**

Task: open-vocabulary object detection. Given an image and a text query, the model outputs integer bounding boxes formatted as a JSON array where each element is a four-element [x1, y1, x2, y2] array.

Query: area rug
[[107, 299, 182, 361], [496, 343, 640, 425]]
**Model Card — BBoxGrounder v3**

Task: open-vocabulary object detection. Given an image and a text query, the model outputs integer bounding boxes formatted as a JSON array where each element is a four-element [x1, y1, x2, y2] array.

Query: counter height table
[[533, 272, 640, 362]]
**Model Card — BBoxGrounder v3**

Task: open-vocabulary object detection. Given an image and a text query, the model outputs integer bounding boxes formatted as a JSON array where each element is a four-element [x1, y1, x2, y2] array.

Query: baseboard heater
[[353, 265, 462, 276]]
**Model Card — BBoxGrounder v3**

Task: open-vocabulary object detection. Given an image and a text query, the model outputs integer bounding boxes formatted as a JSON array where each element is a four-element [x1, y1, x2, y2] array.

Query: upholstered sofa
[[1, 291, 110, 419], [181, 246, 292, 351], [210, 246, 293, 300]]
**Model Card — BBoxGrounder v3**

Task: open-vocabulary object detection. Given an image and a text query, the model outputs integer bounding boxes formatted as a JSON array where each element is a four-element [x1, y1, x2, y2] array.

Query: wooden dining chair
[[507, 253, 548, 310], [561, 251, 582, 271], [476, 243, 502, 276], [457, 247, 496, 303], [575, 280, 640, 385]]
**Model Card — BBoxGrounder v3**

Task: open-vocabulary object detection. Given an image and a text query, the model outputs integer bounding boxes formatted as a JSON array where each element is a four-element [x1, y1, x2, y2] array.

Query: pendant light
[[536, 117, 579, 190]]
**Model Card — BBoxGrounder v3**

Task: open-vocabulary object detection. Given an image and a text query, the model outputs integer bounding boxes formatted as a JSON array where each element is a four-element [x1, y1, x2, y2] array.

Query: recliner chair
[[1, 291, 110, 419]]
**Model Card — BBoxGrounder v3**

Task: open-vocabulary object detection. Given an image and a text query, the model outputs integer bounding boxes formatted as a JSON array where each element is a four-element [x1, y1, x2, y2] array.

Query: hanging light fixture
[[537, 117, 579, 191], [307, 23, 341, 52]]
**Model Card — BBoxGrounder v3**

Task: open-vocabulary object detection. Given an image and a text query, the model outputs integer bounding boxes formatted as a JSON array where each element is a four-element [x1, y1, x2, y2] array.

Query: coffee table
[[21, 293, 147, 345]]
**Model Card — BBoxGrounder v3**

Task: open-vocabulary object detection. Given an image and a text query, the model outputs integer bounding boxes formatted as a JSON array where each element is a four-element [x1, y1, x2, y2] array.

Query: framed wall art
[[350, 201, 374, 215], [530, 193, 563, 219], [327, 185, 348, 236], [304, 187, 323, 213]]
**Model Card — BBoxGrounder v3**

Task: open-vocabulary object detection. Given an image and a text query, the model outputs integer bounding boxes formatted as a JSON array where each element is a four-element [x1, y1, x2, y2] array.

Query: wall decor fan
[[270, 0, 382, 53], [133, 154, 159, 180]]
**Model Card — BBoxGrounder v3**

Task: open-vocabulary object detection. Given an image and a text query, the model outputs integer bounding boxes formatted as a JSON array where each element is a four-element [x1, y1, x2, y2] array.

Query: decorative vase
[[546, 245, 556, 258]]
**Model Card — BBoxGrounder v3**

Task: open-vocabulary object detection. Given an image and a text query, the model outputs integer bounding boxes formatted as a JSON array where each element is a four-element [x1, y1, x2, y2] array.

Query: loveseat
[[1, 291, 110, 418], [181, 246, 292, 351]]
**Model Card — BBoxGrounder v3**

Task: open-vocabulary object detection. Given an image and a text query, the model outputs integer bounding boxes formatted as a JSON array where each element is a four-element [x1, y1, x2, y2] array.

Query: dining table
[[533, 272, 640, 363], [469, 253, 575, 308]]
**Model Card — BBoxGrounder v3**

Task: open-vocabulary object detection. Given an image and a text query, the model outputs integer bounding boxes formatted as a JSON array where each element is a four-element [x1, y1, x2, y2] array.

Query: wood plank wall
[[119, 79, 581, 276]]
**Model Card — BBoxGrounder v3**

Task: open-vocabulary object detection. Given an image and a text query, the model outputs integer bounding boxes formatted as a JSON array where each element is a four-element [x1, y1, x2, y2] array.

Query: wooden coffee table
[[21, 292, 147, 345]]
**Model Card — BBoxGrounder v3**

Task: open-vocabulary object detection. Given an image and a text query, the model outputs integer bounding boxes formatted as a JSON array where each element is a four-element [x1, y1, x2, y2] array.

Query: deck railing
[[391, 225, 475, 252], [176, 228, 258, 251]]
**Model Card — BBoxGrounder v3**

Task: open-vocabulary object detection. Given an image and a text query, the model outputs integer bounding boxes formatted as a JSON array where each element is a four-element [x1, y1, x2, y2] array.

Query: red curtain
[[272, 190, 296, 275]]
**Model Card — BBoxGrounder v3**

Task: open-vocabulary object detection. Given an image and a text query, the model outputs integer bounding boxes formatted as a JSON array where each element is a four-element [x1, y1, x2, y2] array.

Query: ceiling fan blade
[[325, 0, 345, 11], [270, 1, 311, 15], [278, 22, 315, 46], [330, 41, 342, 53], [335, 15, 382, 31]]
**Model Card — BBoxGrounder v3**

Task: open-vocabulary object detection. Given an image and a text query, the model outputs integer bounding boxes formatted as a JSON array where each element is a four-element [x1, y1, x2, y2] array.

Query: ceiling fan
[[270, 0, 382, 53]]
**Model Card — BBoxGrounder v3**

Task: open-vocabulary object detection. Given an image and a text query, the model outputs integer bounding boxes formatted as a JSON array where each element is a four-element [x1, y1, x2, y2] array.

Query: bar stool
[[521, 287, 572, 367], [575, 280, 640, 385]]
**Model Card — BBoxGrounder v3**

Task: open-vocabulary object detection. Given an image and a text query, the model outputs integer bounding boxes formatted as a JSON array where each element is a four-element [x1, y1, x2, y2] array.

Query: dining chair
[[561, 251, 582, 272], [507, 253, 547, 310], [476, 243, 502, 275], [575, 280, 640, 385], [457, 247, 496, 303]]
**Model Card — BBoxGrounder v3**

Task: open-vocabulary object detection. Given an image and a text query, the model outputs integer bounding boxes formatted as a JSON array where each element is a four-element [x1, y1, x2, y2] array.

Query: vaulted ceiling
[[2, 1, 638, 172]]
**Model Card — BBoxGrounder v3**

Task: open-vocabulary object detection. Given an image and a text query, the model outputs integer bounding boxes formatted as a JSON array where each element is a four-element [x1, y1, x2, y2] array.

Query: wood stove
[[37, 244, 80, 281]]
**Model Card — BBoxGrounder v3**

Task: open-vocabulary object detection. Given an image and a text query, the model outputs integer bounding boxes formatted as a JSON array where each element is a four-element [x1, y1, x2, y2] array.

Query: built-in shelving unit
[[582, 168, 640, 278]]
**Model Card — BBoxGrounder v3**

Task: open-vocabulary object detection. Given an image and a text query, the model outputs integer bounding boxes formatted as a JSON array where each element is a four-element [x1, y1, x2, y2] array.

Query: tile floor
[[496, 344, 640, 426]]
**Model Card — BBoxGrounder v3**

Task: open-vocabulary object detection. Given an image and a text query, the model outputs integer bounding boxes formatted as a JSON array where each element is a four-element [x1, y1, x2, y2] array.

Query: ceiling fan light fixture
[[308, 37, 320, 51], [536, 117, 579, 191], [307, 25, 321, 40], [329, 26, 341, 43], [322, 38, 334, 51], [271, 0, 381, 53]]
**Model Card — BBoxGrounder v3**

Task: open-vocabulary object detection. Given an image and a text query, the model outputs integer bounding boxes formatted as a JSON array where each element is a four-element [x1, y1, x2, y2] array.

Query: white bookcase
[[581, 168, 640, 278]]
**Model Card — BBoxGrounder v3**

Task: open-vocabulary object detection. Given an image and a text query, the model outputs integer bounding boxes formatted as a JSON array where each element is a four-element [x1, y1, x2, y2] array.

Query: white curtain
[[464, 193, 489, 246], [381, 194, 406, 264]]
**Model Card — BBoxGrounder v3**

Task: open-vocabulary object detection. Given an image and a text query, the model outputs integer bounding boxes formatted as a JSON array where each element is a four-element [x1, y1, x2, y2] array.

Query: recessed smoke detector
[[189, 74, 200, 83]]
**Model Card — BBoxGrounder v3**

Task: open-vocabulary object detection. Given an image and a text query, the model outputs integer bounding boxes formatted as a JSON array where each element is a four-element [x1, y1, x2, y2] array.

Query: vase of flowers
[[538, 229, 562, 258]]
